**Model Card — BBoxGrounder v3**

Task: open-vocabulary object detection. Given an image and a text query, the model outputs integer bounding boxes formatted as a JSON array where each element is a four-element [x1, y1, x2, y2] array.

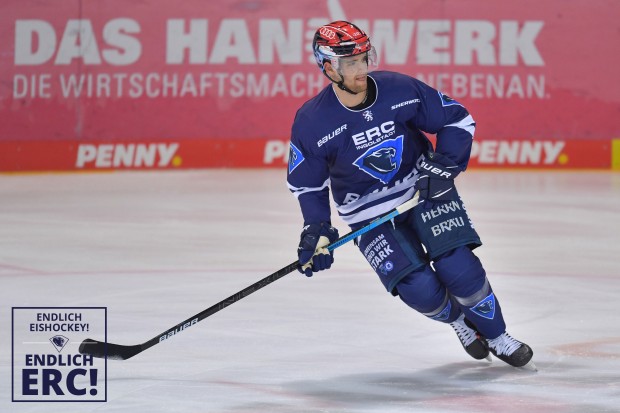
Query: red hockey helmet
[[313, 21, 378, 72]]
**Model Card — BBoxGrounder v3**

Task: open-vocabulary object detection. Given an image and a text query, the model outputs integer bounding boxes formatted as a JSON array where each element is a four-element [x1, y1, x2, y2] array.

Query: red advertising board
[[1, 0, 619, 171]]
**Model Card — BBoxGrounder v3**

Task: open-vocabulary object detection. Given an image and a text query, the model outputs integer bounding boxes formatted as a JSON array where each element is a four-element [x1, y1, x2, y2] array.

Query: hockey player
[[287, 21, 534, 369]]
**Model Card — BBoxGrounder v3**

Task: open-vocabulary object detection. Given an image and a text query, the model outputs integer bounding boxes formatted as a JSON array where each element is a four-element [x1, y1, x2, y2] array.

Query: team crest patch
[[438, 91, 462, 107], [288, 142, 305, 173], [432, 300, 452, 322], [353, 135, 404, 184], [470, 293, 496, 320]]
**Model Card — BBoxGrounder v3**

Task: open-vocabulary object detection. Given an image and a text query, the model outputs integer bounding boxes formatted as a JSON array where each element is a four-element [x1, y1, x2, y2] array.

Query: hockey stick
[[79, 191, 420, 360]]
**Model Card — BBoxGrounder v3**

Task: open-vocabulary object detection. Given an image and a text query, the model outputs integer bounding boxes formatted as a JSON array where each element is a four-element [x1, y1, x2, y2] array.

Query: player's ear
[[324, 61, 339, 80]]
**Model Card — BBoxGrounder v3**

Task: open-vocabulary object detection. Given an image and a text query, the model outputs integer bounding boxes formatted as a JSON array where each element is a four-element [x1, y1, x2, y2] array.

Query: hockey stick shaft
[[79, 192, 419, 360]]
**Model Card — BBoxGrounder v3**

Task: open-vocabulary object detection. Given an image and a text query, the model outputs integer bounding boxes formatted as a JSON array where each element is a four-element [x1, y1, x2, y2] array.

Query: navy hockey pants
[[356, 200, 506, 339]]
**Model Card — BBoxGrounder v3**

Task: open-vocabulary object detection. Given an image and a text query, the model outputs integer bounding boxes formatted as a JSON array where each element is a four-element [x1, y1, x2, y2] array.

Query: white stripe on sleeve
[[287, 178, 330, 199], [446, 114, 476, 137]]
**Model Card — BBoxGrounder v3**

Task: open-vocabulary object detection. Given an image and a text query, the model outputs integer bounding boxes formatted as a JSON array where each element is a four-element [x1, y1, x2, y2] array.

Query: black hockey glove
[[297, 223, 339, 277], [416, 152, 461, 203]]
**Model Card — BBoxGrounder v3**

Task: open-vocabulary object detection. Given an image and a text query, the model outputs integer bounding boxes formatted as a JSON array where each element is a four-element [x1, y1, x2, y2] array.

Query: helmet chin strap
[[322, 70, 360, 95]]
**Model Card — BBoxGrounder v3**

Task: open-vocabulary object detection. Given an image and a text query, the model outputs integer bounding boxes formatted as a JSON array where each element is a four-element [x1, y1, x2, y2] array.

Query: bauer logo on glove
[[415, 152, 461, 203]]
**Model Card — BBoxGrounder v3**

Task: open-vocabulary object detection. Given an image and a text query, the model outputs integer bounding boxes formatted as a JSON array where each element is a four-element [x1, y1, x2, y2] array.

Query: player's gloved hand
[[297, 223, 339, 277], [416, 152, 461, 204]]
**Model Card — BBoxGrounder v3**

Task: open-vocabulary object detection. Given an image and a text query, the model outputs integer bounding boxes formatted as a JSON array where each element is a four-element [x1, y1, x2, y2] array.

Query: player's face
[[336, 53, 368, 93]]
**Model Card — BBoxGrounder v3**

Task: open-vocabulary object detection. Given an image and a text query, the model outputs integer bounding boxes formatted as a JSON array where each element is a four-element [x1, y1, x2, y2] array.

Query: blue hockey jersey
[[287, 71, 475, 228]]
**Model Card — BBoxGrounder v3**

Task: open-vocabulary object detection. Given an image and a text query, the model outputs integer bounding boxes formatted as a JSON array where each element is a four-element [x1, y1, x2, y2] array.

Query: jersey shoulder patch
[[288, 142, 305, 174], [438, 91, 462, 107]]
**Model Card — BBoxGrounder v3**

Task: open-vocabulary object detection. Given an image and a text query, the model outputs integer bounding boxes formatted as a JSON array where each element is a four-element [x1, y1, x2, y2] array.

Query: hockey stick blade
[[79, 338, 142, 360], [79, 192, 419, 360]]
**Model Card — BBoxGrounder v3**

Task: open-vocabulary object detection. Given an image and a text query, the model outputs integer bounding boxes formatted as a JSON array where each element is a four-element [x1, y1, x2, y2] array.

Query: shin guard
[[396, 265, 461, 323], [434, 246, 506, 339]]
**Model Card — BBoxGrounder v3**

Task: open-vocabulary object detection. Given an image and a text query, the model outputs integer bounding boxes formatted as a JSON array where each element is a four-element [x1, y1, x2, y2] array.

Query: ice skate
[[487, 332, 537, 371], [450, 314, 491, 361]]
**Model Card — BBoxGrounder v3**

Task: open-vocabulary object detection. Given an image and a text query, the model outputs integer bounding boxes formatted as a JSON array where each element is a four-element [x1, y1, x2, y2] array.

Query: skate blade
[[520, 360, 538, 372]]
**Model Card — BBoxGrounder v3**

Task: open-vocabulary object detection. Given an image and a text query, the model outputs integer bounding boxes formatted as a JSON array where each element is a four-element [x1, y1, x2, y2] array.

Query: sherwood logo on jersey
[[391, 99, 421, 110], [76, 143, 180, 168]]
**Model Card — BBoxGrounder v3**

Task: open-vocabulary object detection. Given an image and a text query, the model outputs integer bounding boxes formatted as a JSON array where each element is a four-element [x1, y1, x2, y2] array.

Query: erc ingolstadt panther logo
[[353, 136, 404, 184]]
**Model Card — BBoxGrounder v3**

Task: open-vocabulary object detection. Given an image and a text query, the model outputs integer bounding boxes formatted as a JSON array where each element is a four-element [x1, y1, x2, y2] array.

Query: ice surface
[[1, 170, 619, 412]]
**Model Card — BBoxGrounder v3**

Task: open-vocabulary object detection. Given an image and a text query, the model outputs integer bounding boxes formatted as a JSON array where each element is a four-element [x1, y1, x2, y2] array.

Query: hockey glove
[[416, 152, 461, 203], [297, 223, 339, 277]]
